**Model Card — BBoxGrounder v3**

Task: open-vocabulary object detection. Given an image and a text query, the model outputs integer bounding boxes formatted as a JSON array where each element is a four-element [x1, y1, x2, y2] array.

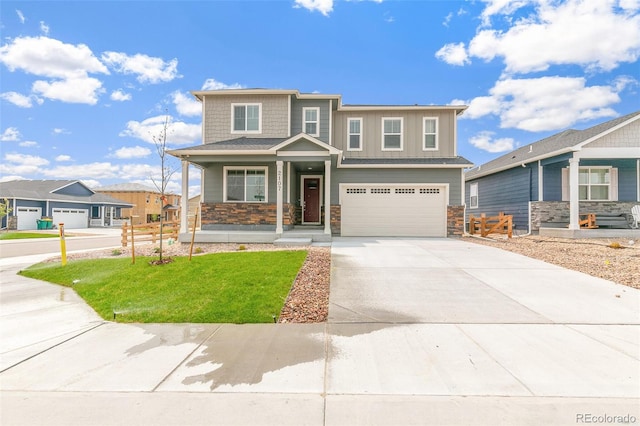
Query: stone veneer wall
[[330, 205, 341, 235], [531, 201, 638, 230], [447, 205, 465, 237], [201, 203, 295, 228]]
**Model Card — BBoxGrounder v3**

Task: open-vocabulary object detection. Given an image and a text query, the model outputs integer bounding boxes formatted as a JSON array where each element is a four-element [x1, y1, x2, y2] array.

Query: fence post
[[121, 222, 128, 247], [480, 213, 487, 237]]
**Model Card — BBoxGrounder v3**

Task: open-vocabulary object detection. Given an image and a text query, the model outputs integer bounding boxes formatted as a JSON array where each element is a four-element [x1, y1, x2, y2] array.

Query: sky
[[1, 0, 639, 197]]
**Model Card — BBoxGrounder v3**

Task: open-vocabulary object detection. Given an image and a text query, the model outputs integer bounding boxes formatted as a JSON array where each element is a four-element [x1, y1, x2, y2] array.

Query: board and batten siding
[[332, 109, 457, 158], [331, 168, 462, 205], [290, 98, 332, 144], [466, 165, 538, 232], [203, 94, 290, 143]]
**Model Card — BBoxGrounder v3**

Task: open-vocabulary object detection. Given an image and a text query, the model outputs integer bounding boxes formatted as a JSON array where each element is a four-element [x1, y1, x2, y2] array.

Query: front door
[[303, 177, 321, 224]]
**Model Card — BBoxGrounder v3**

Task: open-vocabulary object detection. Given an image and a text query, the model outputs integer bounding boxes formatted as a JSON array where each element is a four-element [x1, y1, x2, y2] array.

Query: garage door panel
[[16, 207, 42, 230], [52, 208, 88, 229], [341, 184, 446, 237]]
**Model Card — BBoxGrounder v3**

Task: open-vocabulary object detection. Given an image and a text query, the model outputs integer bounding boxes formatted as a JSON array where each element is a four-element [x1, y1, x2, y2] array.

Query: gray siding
[[581, 158, 638, 201], [291, 98, 331, 144], [54, 182, 93, 196], [588, 119, 640, 148], [203, 162, 290, 203], [333, 109, 457, 158]]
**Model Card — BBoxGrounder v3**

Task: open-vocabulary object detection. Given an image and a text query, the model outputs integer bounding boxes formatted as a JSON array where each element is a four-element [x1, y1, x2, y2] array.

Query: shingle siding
[[588, 120, 640, 148]]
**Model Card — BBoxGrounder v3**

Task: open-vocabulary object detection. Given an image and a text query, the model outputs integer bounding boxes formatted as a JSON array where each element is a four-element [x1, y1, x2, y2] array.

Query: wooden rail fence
[[469, 212, 513, 238], [121, 221, 179, 247]]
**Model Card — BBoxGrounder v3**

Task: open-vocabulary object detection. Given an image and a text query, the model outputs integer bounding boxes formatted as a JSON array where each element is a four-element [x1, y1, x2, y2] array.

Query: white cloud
[[119, 163, 160, 180], [111, 146, 151, 159], [101, 52, 180, 84], [468, 0, 640, 73], [0, 175, 25, 183], [40, 21, 50, 35], [172, 91, 201, 117], [1, 127, 21, 141], [0, 91, 42, 108], [32, 76, 105, 104], [41, 162, 119, 179], [294, 0, 334, 16], [120, 115, 201, 146], [52, 128, 70, 135], [2, 153, 50, 176], [110, 89, 132, 101], [469, 131, 515, 153], [16, 10, 25, 24], [479, 0, 532, 26], [201, 78, 244, 91], [0, 36, 109, 79], [19, 141, 38, 147], [55, 155, 72, 162], [463, 76, 621, 131], [80, 179, 101, 189], [435, 42, 470, 66]]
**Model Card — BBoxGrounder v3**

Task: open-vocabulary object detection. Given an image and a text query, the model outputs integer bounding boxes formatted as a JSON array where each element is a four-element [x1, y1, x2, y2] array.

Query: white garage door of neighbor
[[17, 207, 42, 230], [52, 208, 88, 229], [341, 184, 447, 237]]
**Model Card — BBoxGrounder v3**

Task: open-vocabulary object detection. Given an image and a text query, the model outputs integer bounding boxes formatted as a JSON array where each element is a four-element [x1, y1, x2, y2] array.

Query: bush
[[111, 249, 122, 256]]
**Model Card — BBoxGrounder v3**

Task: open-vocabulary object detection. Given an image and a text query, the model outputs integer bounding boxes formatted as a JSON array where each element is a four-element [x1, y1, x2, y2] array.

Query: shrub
[[608, 242, 622, 249], [238, 244, 247, 251], [111, 249, 122, 256]]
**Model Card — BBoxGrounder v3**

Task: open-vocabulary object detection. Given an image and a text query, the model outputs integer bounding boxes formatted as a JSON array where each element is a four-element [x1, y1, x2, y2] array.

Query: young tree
[[0, 198, 12, 231], [150, 113, 177, 263]]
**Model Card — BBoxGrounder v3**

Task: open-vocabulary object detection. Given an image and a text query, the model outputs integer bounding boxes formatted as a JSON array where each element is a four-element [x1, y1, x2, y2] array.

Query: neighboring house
[[188, 195, 201, 229], [95, 183, 181, 226], [465, 111, 640, 234], [0, 180, 132, 230], [168, 88, 472, 238]]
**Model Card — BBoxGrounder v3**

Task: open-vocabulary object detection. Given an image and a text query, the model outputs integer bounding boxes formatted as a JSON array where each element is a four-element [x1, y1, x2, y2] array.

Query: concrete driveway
[[1, 237, 639, 425]]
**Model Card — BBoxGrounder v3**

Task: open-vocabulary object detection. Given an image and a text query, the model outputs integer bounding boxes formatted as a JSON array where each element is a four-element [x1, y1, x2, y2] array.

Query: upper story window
[[224, 166, 268, 202], [347, 118, 362, 151], [382, 118, 403, 151], [423, 117, 438, 150], [232, 103, 261, 133], [303, 107, 320, 137], [579, 167, 610, 200]]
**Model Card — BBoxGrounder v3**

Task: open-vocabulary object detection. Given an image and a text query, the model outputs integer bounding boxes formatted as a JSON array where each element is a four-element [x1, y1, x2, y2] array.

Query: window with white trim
[[382, 118, 403, 151], [303, 107, 320, 137], [469, 182, 478, 208], [232, 104, 261, 133], [579, 167, 611, 200], [347, 118, 362, 151], [224, 167, 268, 202], [423, 117, 438, 150], [91, 206, 100, 218]]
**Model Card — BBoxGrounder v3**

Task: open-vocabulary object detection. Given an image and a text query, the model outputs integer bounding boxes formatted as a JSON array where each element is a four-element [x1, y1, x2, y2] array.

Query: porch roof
[[339, 157, 473, 168]]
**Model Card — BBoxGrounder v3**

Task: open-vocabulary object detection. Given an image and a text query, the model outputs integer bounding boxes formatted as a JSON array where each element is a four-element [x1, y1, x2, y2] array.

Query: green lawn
[[0, 232, 60, 240], [19, 250, 308, 323]]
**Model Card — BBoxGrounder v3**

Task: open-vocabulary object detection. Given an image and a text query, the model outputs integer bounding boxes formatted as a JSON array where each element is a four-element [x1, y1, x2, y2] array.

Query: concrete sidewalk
[[1, 238, 638, 425]]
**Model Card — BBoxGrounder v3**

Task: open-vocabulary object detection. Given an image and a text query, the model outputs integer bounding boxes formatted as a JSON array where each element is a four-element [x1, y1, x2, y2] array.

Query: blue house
[[0, 180, 133, 230], [465, 111, 640, 235]]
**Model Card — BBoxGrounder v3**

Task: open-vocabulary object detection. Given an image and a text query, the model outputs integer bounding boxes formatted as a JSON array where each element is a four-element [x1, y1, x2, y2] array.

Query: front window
[[382, 118, 403, 150], [91, 206, 100, 218], [423, 117, 438, 150], [348, 118, 362, 151], [303, 107, 320, 137], [579, 168, 610, 200], [232, 104, 261, 133], [470, 182, 478, 208], [225, 167, 267, 202]]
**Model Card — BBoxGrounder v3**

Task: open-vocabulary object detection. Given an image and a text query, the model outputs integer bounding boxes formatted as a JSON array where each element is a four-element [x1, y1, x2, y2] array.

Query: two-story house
[[95, 183, 181, 226], [169, 89, 471, 240]]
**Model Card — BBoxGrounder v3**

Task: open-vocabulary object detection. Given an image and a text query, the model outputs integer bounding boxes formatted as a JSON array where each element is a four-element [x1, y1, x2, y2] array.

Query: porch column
[[100, 206, 105, 227], [180, 160, 189, 233], [324, 159, 331, 235], [110, 207, 114, 226], [276, 160, 284, 234], [568, 157, 580, 230]]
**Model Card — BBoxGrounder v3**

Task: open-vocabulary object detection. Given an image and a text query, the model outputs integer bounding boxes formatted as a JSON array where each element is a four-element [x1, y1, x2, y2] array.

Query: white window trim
[[422, 117, 438, 151], [231, 103, 262, 134], [578, 166, 614, 201], [382, 117, 403, 151], [223, 166, 269, 203], [347, 117, 363, 151], [302, 107, 320, 137], [469, 182, 478, 209]]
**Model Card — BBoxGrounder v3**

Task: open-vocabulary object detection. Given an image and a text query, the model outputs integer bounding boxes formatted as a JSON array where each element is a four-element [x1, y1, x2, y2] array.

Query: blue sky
[[1, 0, 639, 196]]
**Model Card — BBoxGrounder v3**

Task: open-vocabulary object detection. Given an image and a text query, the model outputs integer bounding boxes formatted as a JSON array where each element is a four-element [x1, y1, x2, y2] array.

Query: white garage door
[[52, 208, 88, 229], [340, 184, 447, 237], [17, 207, 42, 230]]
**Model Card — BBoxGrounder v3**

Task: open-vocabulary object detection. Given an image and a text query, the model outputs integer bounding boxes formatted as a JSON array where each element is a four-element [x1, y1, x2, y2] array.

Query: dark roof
[[170, 137, 287, 152], [0, 179, 133, 206], [466, 110, 640, 179], [341, 157, 473, 166]]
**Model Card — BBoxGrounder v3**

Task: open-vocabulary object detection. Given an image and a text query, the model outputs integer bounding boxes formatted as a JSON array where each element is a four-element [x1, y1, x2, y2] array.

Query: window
[[470, 182, 478, 208], [423, 117, 438, 150], [232, 104, 261, 133], [224, 167, 268, 202], [91, 206, 100, 218], [579, 167, 610, 200], [347, 118, 362, 151], [303, 107, 320, 137], [382, 118, 403, 150]]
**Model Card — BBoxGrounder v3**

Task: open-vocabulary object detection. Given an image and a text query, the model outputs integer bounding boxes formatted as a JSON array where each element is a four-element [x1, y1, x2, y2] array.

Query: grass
[[0, 232, 60, 240], [19, 250, 308, 323]]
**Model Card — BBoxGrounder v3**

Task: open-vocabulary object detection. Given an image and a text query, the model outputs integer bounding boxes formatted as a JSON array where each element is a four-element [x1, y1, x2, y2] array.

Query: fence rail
[[469, 212, 513, 238], [121, 221, 179, 247]]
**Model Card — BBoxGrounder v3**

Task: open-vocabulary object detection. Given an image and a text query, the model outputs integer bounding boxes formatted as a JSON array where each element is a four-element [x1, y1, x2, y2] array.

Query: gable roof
[[466, 110, 640, 180], [0, 180, 133, 206]]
